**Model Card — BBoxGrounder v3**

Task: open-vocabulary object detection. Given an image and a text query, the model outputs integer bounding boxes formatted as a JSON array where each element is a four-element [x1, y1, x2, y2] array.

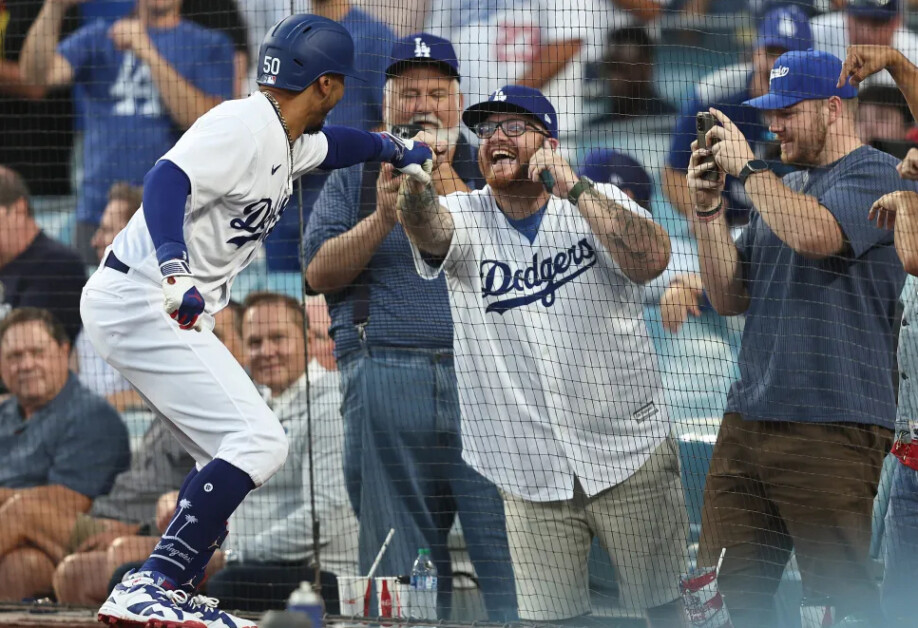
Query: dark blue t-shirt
[[264, 8, 394, 271], [58, 19, 234, 225], [0, 232, 87, 343], [0, 375, 130, 498], [667, 63, 789, 225], [726, 145, 913, 428]]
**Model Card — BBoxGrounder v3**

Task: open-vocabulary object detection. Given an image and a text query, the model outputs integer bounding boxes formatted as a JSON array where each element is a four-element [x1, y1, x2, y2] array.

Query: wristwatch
[[738, 159, 769, 184], [567, 176, 595, 206]]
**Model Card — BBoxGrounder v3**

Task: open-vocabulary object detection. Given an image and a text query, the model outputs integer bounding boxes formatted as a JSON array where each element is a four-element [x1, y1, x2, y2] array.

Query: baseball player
[[396, 85, 688, 626], [80, 14, 435, 628]]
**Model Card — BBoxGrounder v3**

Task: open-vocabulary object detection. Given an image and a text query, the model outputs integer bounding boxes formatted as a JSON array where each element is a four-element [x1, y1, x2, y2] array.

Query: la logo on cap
[[492, 89, 507, 101], [778, 15, 796, 36], [770, 66, 789, 83], [544, 113, 551, 124], [414, 37, 431, 58]]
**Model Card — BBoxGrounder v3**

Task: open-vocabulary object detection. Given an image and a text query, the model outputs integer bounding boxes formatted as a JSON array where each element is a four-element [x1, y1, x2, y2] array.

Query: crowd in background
[[3, 0, 918, 626]]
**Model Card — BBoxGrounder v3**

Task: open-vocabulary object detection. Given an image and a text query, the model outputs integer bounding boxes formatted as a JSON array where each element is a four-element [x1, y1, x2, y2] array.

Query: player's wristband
[[156, 243, 192, 277], [694, 200, 724, 222], [375, 132, 405, 164]]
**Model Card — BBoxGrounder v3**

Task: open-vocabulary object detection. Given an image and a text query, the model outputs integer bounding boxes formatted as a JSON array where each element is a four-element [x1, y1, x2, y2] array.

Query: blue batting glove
[[378, 132, 433, 184]]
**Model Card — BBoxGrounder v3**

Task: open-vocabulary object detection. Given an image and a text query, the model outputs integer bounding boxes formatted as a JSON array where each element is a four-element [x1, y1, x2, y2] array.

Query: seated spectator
[[74, 183, 143, 410], [206, 294, 358, 613], [0, 307, 129, 601], [60, 294, 358, 613], [663, 4, 812, 227], [811, 0, 918, 88], [588, 27, 676, 124], [20, 0, 235, 263], [857, 84, 914, 144], [0, 166, 86, 343]]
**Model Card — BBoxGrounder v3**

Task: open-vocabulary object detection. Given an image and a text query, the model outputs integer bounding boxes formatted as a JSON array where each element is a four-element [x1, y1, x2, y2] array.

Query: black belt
[[104, 251, 130, 274]]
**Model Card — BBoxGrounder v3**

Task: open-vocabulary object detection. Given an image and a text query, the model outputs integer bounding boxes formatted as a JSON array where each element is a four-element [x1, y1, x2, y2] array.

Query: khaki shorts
[[67, 513, 111, 553], [501, 436, 689, 620]]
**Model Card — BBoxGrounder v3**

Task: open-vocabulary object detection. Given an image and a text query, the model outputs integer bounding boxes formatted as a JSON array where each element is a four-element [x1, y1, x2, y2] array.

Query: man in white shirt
[[811, 0, 918, 87], [207, 292, 359, 612], [396, 84, 688, 627]]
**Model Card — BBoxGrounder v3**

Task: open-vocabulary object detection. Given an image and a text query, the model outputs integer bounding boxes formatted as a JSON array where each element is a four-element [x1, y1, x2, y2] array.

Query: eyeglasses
[[473, 118, 549, 139]]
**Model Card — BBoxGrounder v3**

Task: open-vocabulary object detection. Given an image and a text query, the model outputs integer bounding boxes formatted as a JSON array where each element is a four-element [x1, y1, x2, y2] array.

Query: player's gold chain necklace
[[261, 90, 293, 194]]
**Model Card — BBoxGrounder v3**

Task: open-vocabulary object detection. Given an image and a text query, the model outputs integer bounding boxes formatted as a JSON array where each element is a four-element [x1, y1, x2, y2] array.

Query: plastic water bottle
[[287, 581, 324, 628], [409, 548, 438, 621]]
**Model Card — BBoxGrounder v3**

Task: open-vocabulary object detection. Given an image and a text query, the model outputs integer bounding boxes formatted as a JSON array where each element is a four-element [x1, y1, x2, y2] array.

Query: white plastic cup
[[337, 576, 367, 617]]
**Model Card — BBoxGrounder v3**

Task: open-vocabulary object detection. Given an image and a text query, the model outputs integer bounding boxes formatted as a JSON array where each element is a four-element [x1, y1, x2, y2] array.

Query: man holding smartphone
[[688, 49, 914, 626], [302, 33, 517, 622]]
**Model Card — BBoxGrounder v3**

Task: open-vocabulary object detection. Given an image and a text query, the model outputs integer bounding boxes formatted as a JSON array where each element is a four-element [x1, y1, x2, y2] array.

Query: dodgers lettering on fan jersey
[[408, 183, 670, 502], [110, 93, 329, 313]]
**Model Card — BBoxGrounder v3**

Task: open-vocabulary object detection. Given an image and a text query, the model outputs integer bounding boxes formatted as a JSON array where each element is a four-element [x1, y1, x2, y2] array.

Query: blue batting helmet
[[256, 14, 363, 92]]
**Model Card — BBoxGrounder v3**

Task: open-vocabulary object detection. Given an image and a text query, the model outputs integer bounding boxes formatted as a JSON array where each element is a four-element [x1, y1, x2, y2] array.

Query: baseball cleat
[[182, 594, 257, 628], [97, 570, 206, 628]]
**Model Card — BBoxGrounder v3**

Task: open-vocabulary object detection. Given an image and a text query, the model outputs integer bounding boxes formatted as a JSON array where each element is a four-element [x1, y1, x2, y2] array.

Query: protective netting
[[1, 1, 917, 627]]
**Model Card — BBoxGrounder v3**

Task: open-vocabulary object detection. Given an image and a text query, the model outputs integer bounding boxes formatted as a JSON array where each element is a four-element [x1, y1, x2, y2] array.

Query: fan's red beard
[[479, 151, 529, 190]]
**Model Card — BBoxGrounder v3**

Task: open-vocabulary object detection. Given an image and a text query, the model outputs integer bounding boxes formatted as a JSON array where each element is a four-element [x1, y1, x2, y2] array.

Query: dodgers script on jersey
[[110, 93, 329, 312], [409, 183, 670, 502]]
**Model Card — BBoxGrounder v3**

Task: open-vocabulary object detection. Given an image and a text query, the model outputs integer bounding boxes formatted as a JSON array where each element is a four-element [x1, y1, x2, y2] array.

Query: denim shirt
[[897, 275, 918, 438]]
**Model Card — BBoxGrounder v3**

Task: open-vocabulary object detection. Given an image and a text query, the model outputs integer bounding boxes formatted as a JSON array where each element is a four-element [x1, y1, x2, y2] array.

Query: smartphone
[[696, 112, 720, 182], [391, 123, 424, 140]]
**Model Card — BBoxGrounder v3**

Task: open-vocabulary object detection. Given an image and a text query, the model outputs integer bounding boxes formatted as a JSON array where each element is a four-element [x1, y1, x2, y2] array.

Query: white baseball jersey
[[409, 183, 670, 502], [110, 92, 329, 313]]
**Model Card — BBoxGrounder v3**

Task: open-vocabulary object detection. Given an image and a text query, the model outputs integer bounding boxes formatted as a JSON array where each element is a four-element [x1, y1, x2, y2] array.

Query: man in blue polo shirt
[[0, 307, 128, 601], [20, 0, 234, 262], [688, 49, 914, 626], [303, 33, 516, 622], [663, 4, 812, 227]]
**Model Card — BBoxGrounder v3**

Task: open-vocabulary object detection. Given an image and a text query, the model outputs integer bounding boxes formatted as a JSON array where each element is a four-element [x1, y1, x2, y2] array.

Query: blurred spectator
[[33, 418, 193, 605], [448, 0, 622, 138], [399, 85, 685, 626], [857, 84, 913, 144], [74, 182, 142, 408], [0, 166, 85, 343], [0, 0, 77, 196], [838, 44, 918, 628], [303, 33, 515, 622], [71, 0, 250, 97], [811, 0, 918, 88], [663, 4, 812, 227], [688, 50, 912, 625], [257, 0, 395, 271], [0, 307, 129, 601], [206, 293, 358, 613], [588, 26, 675, 123], [579, 148, 653, 210], [20, 0, 235, 264]]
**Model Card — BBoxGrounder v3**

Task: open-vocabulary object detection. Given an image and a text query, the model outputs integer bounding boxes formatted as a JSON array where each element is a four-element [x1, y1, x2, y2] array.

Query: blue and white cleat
[[182, 594, 257, 628], [98, 570, 206, 628]]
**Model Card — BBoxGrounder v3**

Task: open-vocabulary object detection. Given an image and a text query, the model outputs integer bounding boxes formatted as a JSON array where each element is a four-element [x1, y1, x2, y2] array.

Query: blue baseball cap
[[756, 5, 812, 51], [743, 49, 857, 110], [578, 149, 652, 210], [385, 33, 460, 81], [847, 0, 899, 21], [462, 85, 559, 138]]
